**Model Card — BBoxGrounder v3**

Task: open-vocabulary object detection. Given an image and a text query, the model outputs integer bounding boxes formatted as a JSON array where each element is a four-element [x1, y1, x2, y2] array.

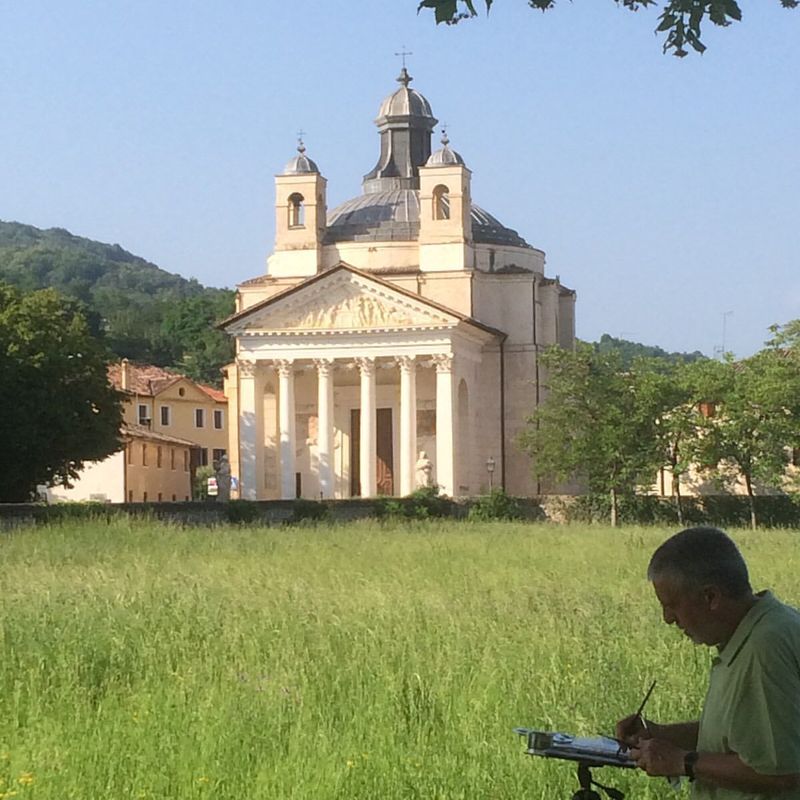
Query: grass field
[[1, 519, 799, 799]]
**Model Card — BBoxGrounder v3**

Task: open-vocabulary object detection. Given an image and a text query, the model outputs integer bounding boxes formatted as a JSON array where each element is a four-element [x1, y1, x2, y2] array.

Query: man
[[617, 526, 800, 798]]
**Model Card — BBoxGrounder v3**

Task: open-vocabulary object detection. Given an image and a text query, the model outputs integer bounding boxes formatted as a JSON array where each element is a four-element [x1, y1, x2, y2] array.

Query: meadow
[[2, 519, 799, 800]]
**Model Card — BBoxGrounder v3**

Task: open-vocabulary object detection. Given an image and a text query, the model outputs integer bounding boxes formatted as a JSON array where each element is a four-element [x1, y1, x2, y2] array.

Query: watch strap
[[684, 750, 699, 782]]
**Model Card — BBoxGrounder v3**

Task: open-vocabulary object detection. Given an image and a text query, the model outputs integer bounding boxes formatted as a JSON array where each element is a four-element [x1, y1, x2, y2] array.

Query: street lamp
[[486, 456, 496, 491]]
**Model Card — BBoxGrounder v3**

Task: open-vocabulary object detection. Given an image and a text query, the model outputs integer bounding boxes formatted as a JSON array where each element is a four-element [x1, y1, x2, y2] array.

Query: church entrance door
[[350, 408, 395, 497]]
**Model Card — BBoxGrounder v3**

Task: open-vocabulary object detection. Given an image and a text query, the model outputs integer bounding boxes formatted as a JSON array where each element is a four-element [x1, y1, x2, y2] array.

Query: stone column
[[237, 359, 262, 501], [356, 357, 377, 497], [276, 359, 296, 500], [433, 354, 455, 497], [315, 358, 334, 498], [397, 355, 417, 496]]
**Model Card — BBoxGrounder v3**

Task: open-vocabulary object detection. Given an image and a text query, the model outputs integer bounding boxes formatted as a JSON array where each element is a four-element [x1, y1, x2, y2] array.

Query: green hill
[[0, 220, 234, 385], [591, 333, 706, 367]]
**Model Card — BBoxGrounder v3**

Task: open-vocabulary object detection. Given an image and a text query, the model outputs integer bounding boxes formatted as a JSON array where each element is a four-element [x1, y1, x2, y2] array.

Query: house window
[[142, 443, 148, 466], [172, 494, 177, 502], [128, 490, 133, 503], [138, 404, 151, 426], [213, 448, 226, 466], [157, 446, 163, 468], [288, 193, 305, 228], [433, 184, 450, 220], [170, 448, 176, 470], [195, 408, 205, 428], [143, 492, 148, 502], [214, 409, 224, 430], [160, 406, 171, 426], [200, 448, 209, 467], [183, 450, 189, 472]]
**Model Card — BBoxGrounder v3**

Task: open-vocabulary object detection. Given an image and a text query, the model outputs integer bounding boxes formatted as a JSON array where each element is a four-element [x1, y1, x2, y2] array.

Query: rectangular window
[[183, 450, 189, 472], [214, 409, 224, 430], [128, 489, 133, 503], [157, 446, 163, 468], [200, 448, 209, 467], [142, 443, 148, 466], [157, 493, 163, 502], [195, 408, 205, 428], [127, 444, 133, 464], [213, 448, 226, 465], [143, 492, 148, 502], [172, 494, 177, 502], [170, 448, 176, 470], [138, 404, 150, 426], [160, 406, 171, 426]]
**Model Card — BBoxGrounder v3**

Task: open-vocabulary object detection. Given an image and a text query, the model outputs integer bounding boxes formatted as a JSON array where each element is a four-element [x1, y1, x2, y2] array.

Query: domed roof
[[377, 68, 435, 121], [324, 189, 531, 249], [426, 131, 465, 167], [283, 140, 319, 175]]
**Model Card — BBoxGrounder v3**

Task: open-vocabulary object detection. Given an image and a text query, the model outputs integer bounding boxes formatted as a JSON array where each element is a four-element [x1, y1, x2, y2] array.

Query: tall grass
[[1, 520, 798, 799]]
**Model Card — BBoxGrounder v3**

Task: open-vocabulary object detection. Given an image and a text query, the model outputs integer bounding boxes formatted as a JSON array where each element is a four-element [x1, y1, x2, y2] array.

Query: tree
[[417, 1, 798, 57], [0, 284, 123, 502], [692, 351, 800, 529], [520, 344, 665, 525]]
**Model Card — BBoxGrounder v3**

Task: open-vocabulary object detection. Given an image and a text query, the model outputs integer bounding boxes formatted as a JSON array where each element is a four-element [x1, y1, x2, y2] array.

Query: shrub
[[467, 489, 524, 521], [224, 500, 262, 525], [289, 498, 330, 524]]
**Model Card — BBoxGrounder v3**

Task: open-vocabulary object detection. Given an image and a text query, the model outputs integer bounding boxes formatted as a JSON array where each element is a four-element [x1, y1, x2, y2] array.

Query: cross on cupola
[[394, 46, 413, 86]]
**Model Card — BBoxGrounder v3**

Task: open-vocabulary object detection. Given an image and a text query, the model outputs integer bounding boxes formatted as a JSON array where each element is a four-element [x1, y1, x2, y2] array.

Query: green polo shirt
[[694, 591, 800, 800]]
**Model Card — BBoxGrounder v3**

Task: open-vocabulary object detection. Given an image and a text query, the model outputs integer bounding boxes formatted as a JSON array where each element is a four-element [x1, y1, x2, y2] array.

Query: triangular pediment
[[225, 266, 460, 335]]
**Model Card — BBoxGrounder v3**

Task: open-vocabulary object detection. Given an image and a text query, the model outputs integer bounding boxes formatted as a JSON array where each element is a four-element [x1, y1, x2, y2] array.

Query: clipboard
[[514, 728, 636, 769]]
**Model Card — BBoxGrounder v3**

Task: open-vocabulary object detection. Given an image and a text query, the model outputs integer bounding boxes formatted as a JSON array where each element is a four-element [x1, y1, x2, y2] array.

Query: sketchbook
[[514, 728, 636, 768]]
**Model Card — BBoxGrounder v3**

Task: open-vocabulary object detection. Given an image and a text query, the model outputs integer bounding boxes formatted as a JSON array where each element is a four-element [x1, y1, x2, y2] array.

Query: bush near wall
[[559, 493, 800, 528]]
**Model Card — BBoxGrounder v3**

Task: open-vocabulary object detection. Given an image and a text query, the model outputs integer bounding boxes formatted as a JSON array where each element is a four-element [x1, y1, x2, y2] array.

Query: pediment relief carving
[[242, 276, 453, 333]]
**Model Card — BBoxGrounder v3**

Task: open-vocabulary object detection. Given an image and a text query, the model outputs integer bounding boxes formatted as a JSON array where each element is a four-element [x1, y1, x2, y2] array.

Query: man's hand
[[615, 714, 652, 747], [631, 738, 686, 777]]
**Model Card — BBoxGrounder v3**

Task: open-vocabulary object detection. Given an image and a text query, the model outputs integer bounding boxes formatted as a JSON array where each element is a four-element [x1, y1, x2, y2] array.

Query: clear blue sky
[[1, 1, 798, 357]]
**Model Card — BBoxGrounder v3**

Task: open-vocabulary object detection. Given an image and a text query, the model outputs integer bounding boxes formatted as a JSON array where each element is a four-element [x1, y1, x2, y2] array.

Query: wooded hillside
[[0, 221, 234, 386]]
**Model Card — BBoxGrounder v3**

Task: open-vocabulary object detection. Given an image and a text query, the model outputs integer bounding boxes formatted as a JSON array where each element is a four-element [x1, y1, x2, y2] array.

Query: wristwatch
[[684, 750, 699, 782]]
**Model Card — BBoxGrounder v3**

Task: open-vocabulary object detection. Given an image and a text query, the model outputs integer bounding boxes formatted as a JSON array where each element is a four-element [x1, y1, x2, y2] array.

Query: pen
[[635, 679, 656, 732]]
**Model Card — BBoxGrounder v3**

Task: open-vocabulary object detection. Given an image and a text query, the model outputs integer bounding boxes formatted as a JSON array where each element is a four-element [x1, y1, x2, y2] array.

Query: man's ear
[[702, 584, 724, 611]]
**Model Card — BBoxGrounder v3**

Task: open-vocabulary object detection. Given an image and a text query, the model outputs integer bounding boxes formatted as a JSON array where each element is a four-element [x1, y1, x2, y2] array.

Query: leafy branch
[[417, 1, 798, 57]]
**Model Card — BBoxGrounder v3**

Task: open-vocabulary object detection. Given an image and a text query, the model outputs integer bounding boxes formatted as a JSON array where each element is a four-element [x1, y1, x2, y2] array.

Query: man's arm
[[633, 739, 800, 794]]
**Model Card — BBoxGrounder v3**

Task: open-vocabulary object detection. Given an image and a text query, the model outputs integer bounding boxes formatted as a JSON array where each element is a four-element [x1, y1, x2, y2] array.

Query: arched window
[[433, 184, 450, 220], [288, 193, 305, 228]]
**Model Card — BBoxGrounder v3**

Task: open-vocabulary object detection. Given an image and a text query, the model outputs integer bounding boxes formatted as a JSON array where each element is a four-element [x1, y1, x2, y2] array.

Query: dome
[[376, 68, 435, 122], [324, 189, 531, 249], [426, 131, 465, 167], [283, 140, 319, 175]]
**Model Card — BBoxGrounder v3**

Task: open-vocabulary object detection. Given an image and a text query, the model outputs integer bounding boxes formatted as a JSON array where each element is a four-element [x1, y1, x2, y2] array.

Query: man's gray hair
[[647, 527, 751, 598]]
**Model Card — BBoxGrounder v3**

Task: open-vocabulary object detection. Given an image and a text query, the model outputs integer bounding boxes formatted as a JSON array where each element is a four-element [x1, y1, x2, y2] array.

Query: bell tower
[[418, 132, 473, 272], [268, 140, 327, 278]]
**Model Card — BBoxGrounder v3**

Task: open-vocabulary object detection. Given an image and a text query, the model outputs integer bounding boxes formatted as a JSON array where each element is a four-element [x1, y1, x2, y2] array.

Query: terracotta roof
[[197, 384, 227, 403], [122, 423, 197, 447], [108, 362, 181, 395], [108, 361, 227, 403]]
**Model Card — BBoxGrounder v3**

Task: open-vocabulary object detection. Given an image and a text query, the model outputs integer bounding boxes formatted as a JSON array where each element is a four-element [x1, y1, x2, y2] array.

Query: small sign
[[207, 476, 219, 497]]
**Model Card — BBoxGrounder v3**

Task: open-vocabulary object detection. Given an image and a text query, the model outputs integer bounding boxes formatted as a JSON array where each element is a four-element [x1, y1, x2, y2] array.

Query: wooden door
[[349, 408, 394, 496]]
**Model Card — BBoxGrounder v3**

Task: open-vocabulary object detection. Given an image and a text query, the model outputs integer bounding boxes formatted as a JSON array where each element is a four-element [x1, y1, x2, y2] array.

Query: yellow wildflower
[[197, 776, 210, 784], [17, 773, 34, 786]]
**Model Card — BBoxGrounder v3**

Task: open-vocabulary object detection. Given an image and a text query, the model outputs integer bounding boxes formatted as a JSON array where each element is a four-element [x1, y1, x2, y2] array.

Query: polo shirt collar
[[716, 590, 776, 666]]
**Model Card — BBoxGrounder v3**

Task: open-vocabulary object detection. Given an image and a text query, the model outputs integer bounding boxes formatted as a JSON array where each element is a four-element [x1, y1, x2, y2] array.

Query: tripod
[[571, 763, 625, 800]]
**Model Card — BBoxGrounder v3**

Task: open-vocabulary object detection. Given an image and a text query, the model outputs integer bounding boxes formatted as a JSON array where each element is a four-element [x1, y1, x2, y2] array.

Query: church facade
[[221, 69, 575, 500]]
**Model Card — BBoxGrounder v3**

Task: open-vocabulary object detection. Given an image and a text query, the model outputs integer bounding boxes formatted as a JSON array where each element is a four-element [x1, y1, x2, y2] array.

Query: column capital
[[274, 358, 294, 378], [237, 358, 256, 378], [395, 355, 416, 373], [355, 356, 376, 377], [432, 353, 454, 374], [313, 358, 334, 377]]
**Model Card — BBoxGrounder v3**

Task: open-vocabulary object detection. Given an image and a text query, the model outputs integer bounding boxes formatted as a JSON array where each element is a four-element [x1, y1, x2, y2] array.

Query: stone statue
[[215, 455, 232, 503], [415, 450, 434, 488]]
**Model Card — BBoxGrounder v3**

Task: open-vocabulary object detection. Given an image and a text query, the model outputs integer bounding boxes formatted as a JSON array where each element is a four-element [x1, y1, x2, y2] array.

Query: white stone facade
[[222, 73, 576, 499]]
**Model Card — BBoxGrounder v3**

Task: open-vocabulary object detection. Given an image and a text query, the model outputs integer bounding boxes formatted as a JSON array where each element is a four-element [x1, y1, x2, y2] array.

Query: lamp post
[[486, 456, 496, 491]]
